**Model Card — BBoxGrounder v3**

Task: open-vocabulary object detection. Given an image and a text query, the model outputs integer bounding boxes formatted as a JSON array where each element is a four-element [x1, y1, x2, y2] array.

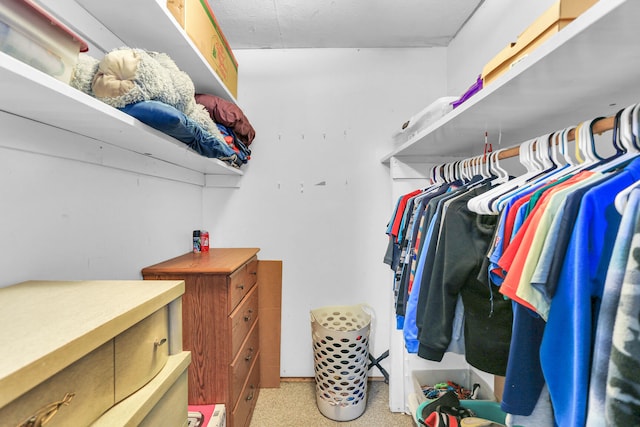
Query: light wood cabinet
[[0, 280, 190, 427], [142, 248, 262, 427]]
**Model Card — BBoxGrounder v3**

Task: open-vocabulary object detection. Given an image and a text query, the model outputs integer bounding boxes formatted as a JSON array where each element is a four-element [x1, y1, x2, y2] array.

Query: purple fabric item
[[451, 75, 483, 109]]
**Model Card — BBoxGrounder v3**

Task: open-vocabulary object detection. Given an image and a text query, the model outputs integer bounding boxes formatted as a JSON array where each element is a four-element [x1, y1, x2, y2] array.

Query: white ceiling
[[208, 0, 484, 49]]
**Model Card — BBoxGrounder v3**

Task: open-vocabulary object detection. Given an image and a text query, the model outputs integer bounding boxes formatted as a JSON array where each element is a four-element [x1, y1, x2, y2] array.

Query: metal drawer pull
[[154, 338, 167, 348], [236, 283, 245, 290], [246, 385, 255, 401], [244, 309, 254, 322], [245, 347, 254, 361], [250, 271, 257, 275], [17, 392, 75, 427]]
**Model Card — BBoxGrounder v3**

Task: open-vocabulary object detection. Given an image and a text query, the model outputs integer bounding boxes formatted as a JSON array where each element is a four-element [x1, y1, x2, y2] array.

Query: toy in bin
[[422, 380, 481, 400]]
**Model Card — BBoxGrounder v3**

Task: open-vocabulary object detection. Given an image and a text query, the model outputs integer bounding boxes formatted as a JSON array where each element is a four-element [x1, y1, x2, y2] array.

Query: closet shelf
[[381, 0, 640, 163], [76, 0, 237, 104], [0, 52, 242, 181]]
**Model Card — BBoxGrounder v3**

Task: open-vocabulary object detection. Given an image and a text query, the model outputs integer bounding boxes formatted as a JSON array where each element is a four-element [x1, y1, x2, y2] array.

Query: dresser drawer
[[115, 306, 170, 402], [0, 342, 114, 427], [228, 256, 258, 313], [231, 356, 260, 427], [139, 369, 188, 427], [230, 285, 259, 358], [246, 256, 258, 286], [91, 351, 191, 427], [230, 321, 259, 406]]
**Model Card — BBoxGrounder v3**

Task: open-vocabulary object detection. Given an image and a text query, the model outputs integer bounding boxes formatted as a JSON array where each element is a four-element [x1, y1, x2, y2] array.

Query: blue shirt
[[540, 157, 640, 427], [403, 213, 438, 352]]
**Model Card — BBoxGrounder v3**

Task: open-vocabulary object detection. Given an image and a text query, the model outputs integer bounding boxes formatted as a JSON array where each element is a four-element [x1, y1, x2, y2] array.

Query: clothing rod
[[495, 116, 616, 160]]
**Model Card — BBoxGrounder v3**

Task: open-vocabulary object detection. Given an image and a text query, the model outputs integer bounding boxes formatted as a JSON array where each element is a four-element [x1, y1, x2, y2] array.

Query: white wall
[[447, 0, 557, 96], [203, 47, 448, 377], [0, 119, 203, 288]]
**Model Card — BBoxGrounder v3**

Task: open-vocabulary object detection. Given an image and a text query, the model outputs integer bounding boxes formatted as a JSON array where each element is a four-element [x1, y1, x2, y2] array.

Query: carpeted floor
[[250, 380, 415, 427]]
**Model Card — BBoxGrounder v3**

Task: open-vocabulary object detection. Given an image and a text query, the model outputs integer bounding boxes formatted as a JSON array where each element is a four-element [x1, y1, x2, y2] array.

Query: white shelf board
[[381, 0, 640, 163], [0, 52, 242, 182], [75, 0, 237, 103]]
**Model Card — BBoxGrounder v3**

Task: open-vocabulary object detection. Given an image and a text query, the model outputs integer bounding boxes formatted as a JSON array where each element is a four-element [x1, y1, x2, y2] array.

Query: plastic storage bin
[[310, 304, 371, 421], [416, 400, 508, 426], [0, 0, 88, 83], [392, 96, 457, 146], [412, 368, 495, 405]]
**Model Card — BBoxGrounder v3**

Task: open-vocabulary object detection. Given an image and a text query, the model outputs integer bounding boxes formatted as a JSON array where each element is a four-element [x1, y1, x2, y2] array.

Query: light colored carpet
[[250, 380, 415, 427]]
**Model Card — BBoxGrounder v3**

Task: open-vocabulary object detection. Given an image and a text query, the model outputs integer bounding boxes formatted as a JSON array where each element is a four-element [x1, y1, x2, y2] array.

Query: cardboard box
[[177, 0, 238, 98], [0, 0, 88, 84], [258, 260, 283, 388], [481, 0, 598, 85], [166, 0, 184, 27]]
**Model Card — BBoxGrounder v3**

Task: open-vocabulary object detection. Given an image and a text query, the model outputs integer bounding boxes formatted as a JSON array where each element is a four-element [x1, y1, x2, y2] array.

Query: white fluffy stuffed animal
[[72, 47, 223, 139]]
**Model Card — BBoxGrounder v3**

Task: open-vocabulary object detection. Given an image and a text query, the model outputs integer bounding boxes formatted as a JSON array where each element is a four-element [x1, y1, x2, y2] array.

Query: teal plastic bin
[[460, 400, 506, 424], [416, 400, 507, 425]]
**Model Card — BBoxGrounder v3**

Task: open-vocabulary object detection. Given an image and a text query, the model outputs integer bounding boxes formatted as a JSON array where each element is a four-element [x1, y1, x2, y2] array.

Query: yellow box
[[178, 0, 238, 98], [481, 0, 598, 86], [166, 0, 184, 27]]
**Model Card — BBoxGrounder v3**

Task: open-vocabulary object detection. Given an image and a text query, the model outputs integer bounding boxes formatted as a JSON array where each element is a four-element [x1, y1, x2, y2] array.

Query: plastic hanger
[[492, 133, 570, 212], [490, 149, 510, 183], [593, 104, 640, 174], [559, 126, 577, 166], [574, 122, 586, 164], [549, 131, 563, 167], [577, 117, 610, 163], [615, 181, 640, 214], [632, 103, 640, 150], [613, 105, 640, 213], [610, 108, 626, 155], [467, 138, 545, 215]]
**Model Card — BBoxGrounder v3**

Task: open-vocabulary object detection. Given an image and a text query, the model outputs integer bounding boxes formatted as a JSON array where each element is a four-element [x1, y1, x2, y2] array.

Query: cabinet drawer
[[246, 256, 258, 286], [139, 369, 188, 427], [91, 352, 190, 427], [231, 356, 260, 427], [115, 307, 170, 402], [228, 256, 258, 313], [230, 285, 259, 358], [0, 342, 114, 427], [230, 321, 259, 406]]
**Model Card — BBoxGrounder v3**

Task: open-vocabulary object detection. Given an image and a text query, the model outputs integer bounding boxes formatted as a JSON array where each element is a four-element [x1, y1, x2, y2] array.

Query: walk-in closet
[[1, 1, 638, 426]]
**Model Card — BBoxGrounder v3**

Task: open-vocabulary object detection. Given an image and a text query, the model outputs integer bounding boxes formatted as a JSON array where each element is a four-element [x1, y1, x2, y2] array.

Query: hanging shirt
[[530, 173, 615, 302], [414, 187, 470, 339], [586, 187, 640, 426], [416, 185, 511, 375], [498, 171, 597, 311], [605, 188, 640, 426], [541, 157, 640, 427], [514, 173, 603, 317], [500, 303, 546, 416]]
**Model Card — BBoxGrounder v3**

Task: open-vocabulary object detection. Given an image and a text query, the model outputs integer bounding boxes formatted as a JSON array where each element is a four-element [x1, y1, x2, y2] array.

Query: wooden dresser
[[0, 280, 190, 427], [142, 248, 261, 427]]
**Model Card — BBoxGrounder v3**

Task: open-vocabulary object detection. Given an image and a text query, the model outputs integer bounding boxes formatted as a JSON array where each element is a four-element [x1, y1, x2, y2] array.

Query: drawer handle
[[154, 338, 167, 348], [17, 392, 75, 427], [250, 271, 257, 275], [245, 347, 254, 361], [236, 283, 245, 290], [243, 309, 254, 322], [246, 385, 255, 402]]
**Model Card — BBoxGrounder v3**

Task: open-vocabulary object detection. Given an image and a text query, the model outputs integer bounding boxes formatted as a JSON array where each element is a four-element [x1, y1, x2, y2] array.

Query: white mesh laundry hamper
[[310, 304, 371, 421]]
